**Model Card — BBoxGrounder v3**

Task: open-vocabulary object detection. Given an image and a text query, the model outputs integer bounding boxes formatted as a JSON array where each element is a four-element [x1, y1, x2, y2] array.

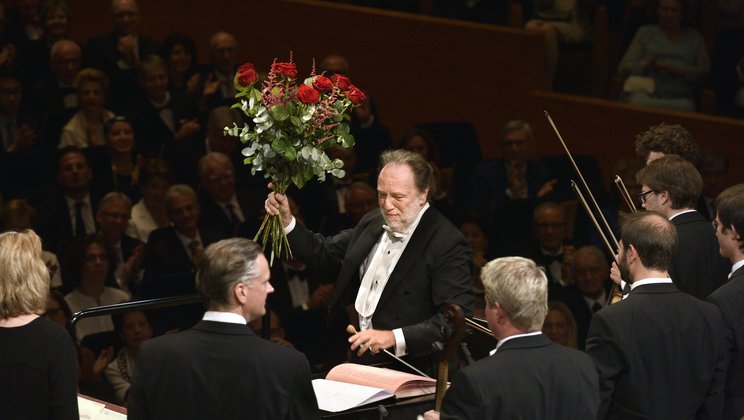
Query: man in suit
[[84, 0, 159, 112], [197, 152, 262, 237], [470, 120, 556, 256], [560, 245, 611, 350], [194, 31, 240, 114], [266, 149, 474, 374], [522, 201, 574, 299], [636, 154, 730, 298], [709, 184, 744, 419], [96, 192, 143, 293], [586, 211, 728, 419], [423, 257, 598, 419], [33, 147, 99, 254], [128, 238, 319, 419]]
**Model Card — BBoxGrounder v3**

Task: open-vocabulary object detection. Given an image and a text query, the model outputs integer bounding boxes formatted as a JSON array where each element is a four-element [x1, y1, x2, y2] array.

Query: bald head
[[209, 31, 238, 73], [320, 54, 349, 76]]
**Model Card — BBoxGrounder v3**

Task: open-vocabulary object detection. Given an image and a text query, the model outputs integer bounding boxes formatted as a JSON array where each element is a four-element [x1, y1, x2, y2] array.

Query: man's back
[[128, 320, 319, 420], [441, 334, 598, 419], [586, 283, 727, 419], [671, 211, 730, 298]]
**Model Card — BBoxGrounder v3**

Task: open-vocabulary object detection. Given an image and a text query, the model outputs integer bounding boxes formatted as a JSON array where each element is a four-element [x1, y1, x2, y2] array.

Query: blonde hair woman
[[0, 230, 78, 418]]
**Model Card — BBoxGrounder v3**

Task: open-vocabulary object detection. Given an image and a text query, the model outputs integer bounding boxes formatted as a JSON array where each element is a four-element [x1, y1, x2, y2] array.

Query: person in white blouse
[[126, 158, 173, 242], [58, 68, 115, 148]]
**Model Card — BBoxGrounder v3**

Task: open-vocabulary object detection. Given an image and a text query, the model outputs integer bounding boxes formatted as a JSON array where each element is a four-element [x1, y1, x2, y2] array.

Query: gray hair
[[49, 39, 80, 60], [198, 152, 234, 181], [98, 191, 132, 211], [571, 245, 608, 270], [500, 120, 533, 143], [195, 238, 263, 309], [378, 149, 433, 197], [481, 256, 548, 331], [164, 184, 198, 214]]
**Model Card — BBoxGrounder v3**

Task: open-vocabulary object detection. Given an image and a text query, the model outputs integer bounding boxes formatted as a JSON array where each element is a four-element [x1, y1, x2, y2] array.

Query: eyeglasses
[[637, 190, 656, 204]]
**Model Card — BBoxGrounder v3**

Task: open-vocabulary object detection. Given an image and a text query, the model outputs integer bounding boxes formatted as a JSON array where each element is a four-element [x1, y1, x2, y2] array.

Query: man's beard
[[618, 253, 632, 284]]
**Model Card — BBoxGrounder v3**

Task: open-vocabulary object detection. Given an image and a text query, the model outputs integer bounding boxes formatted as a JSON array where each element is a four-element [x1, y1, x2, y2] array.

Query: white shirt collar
[[730, 259, 744, 278], [668, 209, 697, 221], [202, 311, 246, 325], [65, 194, 91, 208], [630, 277, 673, 290], [148, 91, 172, 109], [491, 331, 542, 355]]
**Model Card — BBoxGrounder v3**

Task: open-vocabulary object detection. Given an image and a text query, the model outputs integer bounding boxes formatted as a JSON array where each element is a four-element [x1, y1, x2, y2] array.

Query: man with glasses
[[636, 154, 729, 299], [96, 192, 143, 293], [708, 184, 744, 419], [128, 238, 319, 419], [470, 120, 557, 256]]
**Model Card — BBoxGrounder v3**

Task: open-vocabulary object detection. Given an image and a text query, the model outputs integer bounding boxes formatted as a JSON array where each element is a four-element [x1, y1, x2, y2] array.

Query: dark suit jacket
[[32, 191, 100, 254], [586, 282, 728, 419], [671, 211, 730, 299], [287, 206, 474, 367], [521, 242, 574, 300], [84, 32, 159, 112], [441, 333, 598, 419], [198, 189, 264, 237], [560, 283, 611, 351], [707, 266, 744, 419], [127, 320, 319, 420]]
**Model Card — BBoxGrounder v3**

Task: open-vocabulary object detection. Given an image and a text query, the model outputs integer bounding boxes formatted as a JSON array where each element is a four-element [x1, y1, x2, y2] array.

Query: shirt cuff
[[285, 216, 297, 234], [392, 328, 407, 357]]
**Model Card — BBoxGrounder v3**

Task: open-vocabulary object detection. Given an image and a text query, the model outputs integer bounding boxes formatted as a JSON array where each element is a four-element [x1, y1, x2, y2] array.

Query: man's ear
[[233, 282, 248, 305]]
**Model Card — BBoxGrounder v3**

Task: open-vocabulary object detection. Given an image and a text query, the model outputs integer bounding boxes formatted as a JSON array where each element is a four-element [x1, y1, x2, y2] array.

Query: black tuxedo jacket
[[32, 191, 100, 254], [128, 320, 319, 420], [559, 283, 611, 350], [287, 206, 474, 362], [708, 266, 744, 419], [84, 32, 159, 112], [671, 211, 730, 299], [521, 242, 574, 300], [197, 189, 264, 237], [441, 334, 598, 419], [586, 282, 728, 419]]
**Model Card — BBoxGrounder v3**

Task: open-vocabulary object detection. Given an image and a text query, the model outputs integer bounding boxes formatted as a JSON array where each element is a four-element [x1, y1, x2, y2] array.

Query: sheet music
[[312, 379, 393, 412]]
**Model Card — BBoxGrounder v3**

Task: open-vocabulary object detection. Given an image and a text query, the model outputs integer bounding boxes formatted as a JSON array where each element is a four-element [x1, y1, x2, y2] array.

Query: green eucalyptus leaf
[[270, 105, 290, 122]]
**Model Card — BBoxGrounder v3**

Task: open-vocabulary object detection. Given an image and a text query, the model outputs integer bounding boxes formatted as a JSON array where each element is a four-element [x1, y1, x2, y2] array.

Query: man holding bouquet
[[266, 149, 474, 375]]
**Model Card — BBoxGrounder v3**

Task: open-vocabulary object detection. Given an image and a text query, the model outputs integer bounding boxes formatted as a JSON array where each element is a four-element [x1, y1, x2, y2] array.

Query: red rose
[[271, 62, 298, 78], [237, 65, 257, 86], [297, 85, 319, 104], [346, 85, 367, 105], [312, 76, 333, 94], [330, 74, 351, 91]]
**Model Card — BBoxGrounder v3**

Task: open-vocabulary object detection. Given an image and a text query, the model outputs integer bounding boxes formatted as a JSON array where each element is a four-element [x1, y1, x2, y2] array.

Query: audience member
[[96, 192, 143, 293], [636, 155, 730, 298], [33, 147, 100, 253], [126, 158, 173, 243], [0, 230, 78, 419], [349, 95, 392, 175], [525, 0, 591, 90], [424, 257, 598, 419], [542, 300, 578, 349], [62, 234, 129, 340], [104, 116, 140, 201], [586, 211, 727, 418], [43, 289, 74, 339], [0, 73, 37, 153], [522, 202, 575, 299], [20, 0, 72, 86], [194, 31, 240, 113], [709, 184, 744, 419], [159, 33, 199, 95], [400, 128, 454, 218], [457, 214, 490, 318], [1, 198, 62, 288], [559, 245, 611, 349], [197, 151, 261, 237], [320, 180, 377, 235], [84, 0, 159, 111], [27, 39, 81, 146], [58, 68, 115, 148], [128, 238, 319, 419], [617, 0, 709, 111], [104, 309, 153, 405], [470, 120, 556, 256]]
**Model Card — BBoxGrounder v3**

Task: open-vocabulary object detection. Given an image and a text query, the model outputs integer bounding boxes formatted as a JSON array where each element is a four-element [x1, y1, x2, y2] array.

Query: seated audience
[[126, 158, 173, 243], [58, 68, 115, 148], [159, 33, 199, 95], [0, 230, 78, 419], [105, 310, 153, 405], [617, 0, 709, 112], [543, 300, 578, 349], [96, 192, 143, 293], [105, 116, 141, 201]]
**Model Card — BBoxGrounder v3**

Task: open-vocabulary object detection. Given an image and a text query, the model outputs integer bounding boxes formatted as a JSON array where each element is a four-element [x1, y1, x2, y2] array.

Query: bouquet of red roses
[[226, 54, 366, 263]]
